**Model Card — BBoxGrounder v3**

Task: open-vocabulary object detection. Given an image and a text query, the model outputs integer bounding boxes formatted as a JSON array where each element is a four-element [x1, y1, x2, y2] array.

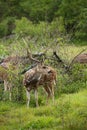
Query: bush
[[72, 64, 86, 79], [56, 64, 87, 94], [13, 17, 65, 41], [0, 45, 8, 58], [61, 81, 86, 93], [0, 17, 15, 37]]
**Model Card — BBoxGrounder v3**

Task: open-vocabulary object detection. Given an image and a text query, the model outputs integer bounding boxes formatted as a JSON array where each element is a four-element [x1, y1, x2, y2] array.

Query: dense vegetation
[[0, 0, 87, 130], [0, 0, 87, 41]]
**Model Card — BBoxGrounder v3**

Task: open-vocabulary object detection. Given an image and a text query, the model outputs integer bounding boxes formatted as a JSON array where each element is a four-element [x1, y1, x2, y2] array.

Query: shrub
[[0, 17, 15, 37], [56, 64, 87, 94]]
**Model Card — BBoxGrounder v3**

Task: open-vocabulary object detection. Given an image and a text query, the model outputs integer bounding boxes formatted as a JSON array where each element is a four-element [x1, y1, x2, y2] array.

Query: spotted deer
[[0, 55, 31, 101], [0, 52, 46, 101], [0, 62, 13, 101], [23, 63, 57, 107]]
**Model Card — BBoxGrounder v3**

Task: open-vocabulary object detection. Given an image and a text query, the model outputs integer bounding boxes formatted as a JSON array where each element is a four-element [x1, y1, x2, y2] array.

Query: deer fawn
[[0, 55, 30, 101], [0, 62, 13, 101], [23, 63, 57, 107]]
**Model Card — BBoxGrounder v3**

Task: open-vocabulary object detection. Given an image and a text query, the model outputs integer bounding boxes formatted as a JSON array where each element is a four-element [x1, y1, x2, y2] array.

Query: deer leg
[[48, 84, 54, 105], [9, 84, 12, 101], [9, 86, 12, 101], [34, 88, 39, 107], [4, 80, 8, 91], [26, 90, 30, 107], [4, 80, 12, 101], [3, 80, 6, 100], [9, 91, 12, 101], [44, 85, 51, 105]]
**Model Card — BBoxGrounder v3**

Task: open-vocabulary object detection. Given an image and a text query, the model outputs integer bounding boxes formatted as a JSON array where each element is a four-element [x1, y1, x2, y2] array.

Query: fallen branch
[[53, 51, 64, 64]]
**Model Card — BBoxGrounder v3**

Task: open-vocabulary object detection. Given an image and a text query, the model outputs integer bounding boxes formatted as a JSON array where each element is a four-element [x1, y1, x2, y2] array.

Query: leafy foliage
[[0, 0, 87, 41]]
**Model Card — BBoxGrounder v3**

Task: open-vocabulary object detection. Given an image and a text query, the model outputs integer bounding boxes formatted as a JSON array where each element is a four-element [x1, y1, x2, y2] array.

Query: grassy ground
[[0, 88, 87, 130]]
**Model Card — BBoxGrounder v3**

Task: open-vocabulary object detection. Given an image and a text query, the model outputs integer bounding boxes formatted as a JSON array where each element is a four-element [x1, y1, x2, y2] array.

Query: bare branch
[[22, 37, 40, 63]]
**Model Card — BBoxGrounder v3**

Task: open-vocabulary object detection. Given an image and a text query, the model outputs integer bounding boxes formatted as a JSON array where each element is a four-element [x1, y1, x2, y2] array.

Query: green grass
[[0, 89, 87, 130]]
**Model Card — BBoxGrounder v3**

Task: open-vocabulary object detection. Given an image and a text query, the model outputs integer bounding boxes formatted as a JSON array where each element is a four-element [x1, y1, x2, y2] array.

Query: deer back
[[73, 53, 87, 63], [0, 62, 10, 80], [0, 61, 16, 80], [23, 64, 57, 90]]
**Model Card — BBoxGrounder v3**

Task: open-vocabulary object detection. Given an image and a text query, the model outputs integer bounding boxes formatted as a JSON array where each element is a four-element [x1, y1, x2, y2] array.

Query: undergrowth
[[0, 89, 87, 130]]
